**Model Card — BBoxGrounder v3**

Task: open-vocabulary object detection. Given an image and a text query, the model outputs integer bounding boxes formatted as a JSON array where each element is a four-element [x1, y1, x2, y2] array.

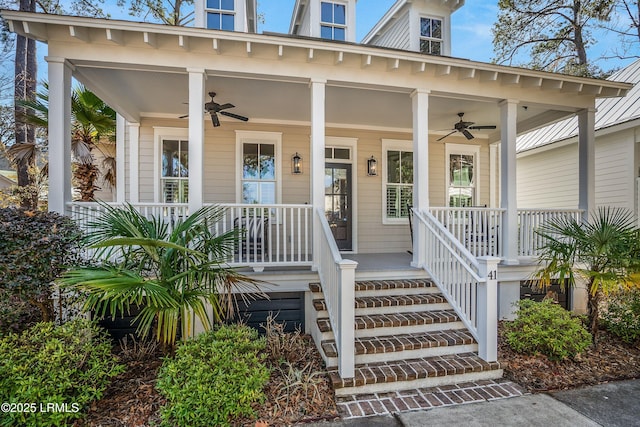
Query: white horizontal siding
[[517, 130, 636, 210], [368, 11, 410, 51]]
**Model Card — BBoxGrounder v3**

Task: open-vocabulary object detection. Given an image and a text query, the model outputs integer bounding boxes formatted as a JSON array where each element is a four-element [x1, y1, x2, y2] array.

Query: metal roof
[[517, 59, 640, 153]]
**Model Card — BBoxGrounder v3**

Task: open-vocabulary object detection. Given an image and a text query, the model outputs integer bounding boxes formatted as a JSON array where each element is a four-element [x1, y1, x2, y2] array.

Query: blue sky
[[259, 0, 500, 62]]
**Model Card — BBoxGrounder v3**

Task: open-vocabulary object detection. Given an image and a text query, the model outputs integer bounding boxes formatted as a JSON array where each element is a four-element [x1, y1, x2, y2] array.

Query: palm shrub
[[534, 207, 640, 343], [60, 203, 264, 350]]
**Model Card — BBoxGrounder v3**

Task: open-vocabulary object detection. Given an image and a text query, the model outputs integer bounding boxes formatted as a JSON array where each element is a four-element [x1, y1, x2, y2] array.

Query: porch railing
[[315, 208, 357, 378], [414, 209, 498, 362], [517, 209, 583, 257], [429, 207, 504, 257], [68, 202, 313, 268]]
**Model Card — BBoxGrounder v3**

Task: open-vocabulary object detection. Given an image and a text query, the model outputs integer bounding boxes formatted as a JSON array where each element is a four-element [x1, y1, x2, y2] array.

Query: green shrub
[[0, 207, 83, 325], [0, 319, 125, 426], [602, 289, 640, 344], [505, 299, 592, 361], [156, 324, 269, 427]]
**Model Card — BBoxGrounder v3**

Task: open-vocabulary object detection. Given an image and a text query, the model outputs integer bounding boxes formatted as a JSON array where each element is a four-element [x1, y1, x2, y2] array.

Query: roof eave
[[1, 10, 633, 99]]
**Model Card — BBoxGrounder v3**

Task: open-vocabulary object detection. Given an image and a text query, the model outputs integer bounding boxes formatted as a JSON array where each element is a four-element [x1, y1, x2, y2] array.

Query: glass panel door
[[324, 163, 352, 251]]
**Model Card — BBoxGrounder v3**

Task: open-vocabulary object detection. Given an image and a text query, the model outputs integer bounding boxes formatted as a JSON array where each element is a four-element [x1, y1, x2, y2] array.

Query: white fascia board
[[288, 0, 305, 35], [2, 11, 633, 99]]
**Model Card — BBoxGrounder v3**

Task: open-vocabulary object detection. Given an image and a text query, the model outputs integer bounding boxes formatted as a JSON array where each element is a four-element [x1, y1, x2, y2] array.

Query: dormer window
[[321, 1, 346, 41], [419, 17, 443, 55], [206, 0, 235, 31]]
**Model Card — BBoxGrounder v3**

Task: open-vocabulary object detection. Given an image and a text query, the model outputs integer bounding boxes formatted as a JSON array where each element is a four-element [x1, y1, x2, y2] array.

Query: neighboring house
[[2, 0, 632, 395], [0, 171, 16, 191], [516, 60, 640, 219]]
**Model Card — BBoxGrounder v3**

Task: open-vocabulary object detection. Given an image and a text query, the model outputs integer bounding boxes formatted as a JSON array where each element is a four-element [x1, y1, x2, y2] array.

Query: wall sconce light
[[367, 156, 378, 176], [292, 152, 302, 174]]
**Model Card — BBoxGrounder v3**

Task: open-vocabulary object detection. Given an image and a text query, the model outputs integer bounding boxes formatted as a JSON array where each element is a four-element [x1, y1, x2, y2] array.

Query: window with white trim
[[161, 139, 189, 203], [446, 144, 479, 207], [321, 1, 346, 41], [383, 143, 413, 222], [206, 0, 235, 31], [419, 17, 443, 55], [241, 143, 277, 204]]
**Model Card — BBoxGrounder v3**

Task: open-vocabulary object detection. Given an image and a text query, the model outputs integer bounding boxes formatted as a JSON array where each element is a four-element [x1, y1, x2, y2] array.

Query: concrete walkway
[[307, 379, 640, 427]]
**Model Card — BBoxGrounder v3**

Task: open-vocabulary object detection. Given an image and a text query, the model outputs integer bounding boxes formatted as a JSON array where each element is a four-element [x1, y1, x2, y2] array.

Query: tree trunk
[[588, 286, 603, 346], [14, 0, 38, 209], [572, 1, 589, 67]]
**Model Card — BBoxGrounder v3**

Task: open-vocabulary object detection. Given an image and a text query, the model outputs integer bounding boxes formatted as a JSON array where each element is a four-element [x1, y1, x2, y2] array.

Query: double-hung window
[[420, 17, 443, 55], [321, 1, 346, 41], [383, 141, 413, 222], [241, 143, 276, 204], [206, 0, 234, 31], [161, 139, 189, 203]]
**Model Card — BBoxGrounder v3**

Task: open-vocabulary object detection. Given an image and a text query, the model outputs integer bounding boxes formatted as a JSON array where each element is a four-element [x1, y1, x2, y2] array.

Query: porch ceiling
[[74, 63, 557, 137]]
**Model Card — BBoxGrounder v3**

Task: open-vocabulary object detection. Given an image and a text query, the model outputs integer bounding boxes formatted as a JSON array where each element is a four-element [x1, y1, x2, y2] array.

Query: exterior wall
[[516, 128, 637, 210], [135, 119, 492, 253], [368, 11, 410, 51]]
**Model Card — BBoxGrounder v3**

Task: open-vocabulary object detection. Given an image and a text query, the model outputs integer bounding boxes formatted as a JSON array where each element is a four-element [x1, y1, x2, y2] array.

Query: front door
[[325, 163, 352, 251]]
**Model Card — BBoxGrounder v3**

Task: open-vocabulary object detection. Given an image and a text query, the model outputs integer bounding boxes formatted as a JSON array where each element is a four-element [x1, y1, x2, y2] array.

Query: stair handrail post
[[476, 256, 500, 362], [337, 259, 357, 379]]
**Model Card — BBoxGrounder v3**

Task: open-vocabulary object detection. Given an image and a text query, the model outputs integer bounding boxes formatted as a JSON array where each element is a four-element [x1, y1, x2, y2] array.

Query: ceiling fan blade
[[217, 103, 235, 111], [462, 129, 475, 140], [210, 112, 221, 127], [468, 125, 497, 130], [437, 130, 457, 142], [179, 114, 189, 119], [220, 111, 249, 122]]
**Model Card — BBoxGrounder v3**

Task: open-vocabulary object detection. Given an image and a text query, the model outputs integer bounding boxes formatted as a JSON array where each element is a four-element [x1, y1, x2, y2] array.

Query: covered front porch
[[5, 11, 630, 381]]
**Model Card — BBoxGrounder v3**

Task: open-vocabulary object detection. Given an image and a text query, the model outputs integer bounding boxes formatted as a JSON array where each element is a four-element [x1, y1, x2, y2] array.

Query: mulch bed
[[498, 322, 640, 392], [78, 331, 338, 426], [78, 324, 640, 425]]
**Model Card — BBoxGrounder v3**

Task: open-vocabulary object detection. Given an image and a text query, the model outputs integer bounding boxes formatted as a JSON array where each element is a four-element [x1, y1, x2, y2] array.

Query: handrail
[[517, 208, 584, 257], [315, 208, 356, 379], [415, 209, 481, 277], [413, 209, 498, 361]]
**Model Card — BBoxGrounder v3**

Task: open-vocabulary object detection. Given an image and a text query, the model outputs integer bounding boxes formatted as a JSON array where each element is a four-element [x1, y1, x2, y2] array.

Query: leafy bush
[[0, 207, 82, 325], [0, 319, 125, 426], [505, 299, 592, 361], [0, 289, 41, 337], [156, 324, 269, 427], [602, 289, 640, 344]]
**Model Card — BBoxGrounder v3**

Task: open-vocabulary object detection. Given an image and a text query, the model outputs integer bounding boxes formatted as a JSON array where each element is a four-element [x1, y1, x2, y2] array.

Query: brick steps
[[317, 310, 464, 338], [322, 329, 478, 365], [312, 293, 451, 316], [328, 353, 502, 396], [308, 278, 503, 396]]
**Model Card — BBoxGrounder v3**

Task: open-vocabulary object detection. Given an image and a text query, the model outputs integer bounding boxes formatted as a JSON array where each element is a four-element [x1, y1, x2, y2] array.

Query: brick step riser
[[354, 322, 467, 339], [315, 321, 467, 342], [310, 286, 439, 299], [324, 343, 479, 368], [333, 369, 504, 397], [312, 302, 455, 319]]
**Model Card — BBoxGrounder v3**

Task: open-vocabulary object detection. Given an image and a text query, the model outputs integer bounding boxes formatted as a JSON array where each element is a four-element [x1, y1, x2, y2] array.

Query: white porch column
[[187, 68, 206, 214], [578, 107, 596, 221], [46, 57, 72, 214], [311, 79, 326, 270], [128, 123, 140, 204], [116, 114, 126, 204], [411, 89, 430, 267], [500, 99, 519, 265]]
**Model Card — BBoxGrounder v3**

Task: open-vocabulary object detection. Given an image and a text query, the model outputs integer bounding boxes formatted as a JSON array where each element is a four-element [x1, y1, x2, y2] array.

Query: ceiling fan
[[437, 112, 496, 141], [180, 92, 249, 127]]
